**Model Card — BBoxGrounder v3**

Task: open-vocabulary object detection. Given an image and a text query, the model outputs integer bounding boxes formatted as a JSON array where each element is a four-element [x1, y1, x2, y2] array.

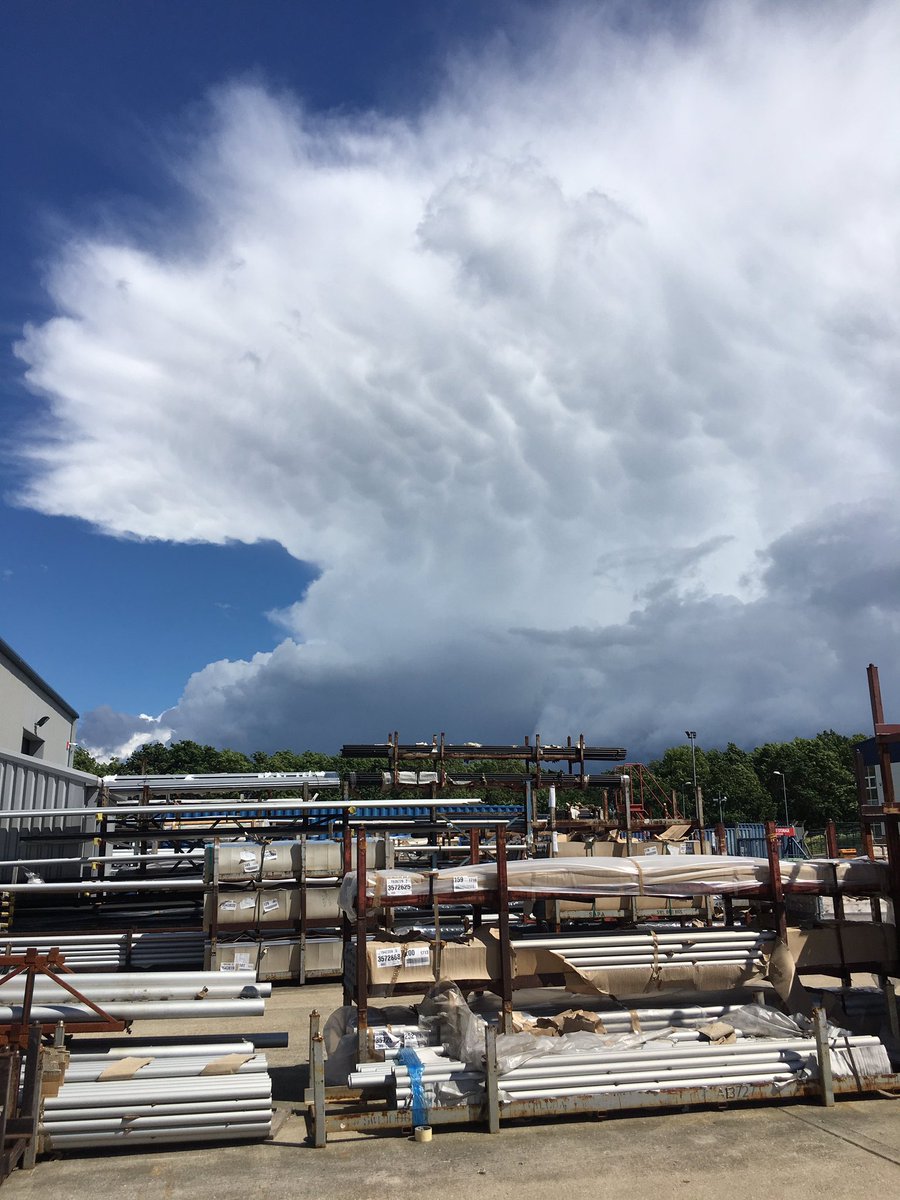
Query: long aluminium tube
[[45, 1079, 271, 1107], [43, 1111, 271, 1134], [62, 1059, 267, 1083], [43, 1124, 272, 1148], [500, 1073, 799, 1100], [0, 998, 265, 1021], [513, 932, 774, 949], [43, 1100, 272, 1122], [2, 984, 270, 1003]]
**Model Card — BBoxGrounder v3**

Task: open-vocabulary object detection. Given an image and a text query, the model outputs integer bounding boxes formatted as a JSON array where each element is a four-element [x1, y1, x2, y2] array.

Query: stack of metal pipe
[[492, 1033, 890, 1099], [349, 1030, 890, 1104], [0, 970, 268, 1023], [0, 932, 205, 971], [512, 929, 775, 971], [41, 1040, 272, 1149]]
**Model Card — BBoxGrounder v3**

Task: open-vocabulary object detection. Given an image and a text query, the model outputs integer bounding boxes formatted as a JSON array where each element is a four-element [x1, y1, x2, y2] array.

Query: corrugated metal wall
[[0, 749, 100, 882]]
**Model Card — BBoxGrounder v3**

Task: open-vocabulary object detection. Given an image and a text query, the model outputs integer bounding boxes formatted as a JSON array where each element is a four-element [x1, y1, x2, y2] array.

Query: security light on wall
[[34, 715, 50, 730]]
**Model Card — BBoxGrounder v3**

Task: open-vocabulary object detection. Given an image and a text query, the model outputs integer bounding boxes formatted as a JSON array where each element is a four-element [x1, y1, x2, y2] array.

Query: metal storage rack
[[305, 814, 900, 1141]]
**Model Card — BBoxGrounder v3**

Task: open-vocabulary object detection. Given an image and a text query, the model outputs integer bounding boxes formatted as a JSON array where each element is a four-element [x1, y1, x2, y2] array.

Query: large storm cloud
[[15, 2, 900, 757]]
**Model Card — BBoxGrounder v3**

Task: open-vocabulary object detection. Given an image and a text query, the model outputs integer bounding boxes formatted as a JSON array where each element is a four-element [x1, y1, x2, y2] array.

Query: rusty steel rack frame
[[0, 949, 124, 1182], [342, 819, 893, 1051], [855, 664, 900, 965], [305, 815, 900, 1142]]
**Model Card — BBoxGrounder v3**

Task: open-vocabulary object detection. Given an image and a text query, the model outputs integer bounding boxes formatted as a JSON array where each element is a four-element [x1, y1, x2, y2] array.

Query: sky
[[2, 0, 899, 761]]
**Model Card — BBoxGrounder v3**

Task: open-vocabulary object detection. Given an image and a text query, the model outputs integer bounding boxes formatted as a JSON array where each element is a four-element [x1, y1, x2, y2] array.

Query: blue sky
[[2, 2, 898, 758], [0, 0, 528, 719]]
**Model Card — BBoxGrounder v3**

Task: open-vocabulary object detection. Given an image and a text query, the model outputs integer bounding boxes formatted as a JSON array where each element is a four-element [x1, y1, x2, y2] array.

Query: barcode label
[[404, 946, 431, 967], [375, 947, 403, 968], [452, 875, 479, 892]]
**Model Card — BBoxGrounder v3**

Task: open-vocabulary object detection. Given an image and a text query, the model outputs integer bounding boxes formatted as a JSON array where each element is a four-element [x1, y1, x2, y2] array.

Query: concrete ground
[[6, 982, 900, 1200]]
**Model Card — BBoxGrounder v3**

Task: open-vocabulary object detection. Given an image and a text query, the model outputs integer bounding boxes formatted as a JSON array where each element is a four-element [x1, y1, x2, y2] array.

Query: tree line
[[73, 728, 869, 828]]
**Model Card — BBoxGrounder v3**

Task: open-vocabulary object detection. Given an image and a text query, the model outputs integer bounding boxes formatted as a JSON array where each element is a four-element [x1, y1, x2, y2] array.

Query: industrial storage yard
[[0, 668, 897, 1198], [3, 983, 899, 1200]]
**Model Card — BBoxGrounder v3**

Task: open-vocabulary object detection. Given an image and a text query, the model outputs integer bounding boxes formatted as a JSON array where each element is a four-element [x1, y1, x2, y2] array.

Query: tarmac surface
[[6, 982, 900, 1200]]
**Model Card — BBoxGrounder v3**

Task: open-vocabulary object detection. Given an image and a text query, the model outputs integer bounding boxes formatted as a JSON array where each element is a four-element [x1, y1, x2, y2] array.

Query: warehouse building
[[0, 635, 78, 765]]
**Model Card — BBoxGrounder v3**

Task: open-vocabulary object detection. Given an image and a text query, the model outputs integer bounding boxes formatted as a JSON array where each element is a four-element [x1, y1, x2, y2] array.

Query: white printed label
[[233, 952, 252, 968], [239, 849, 257, 862], [243, 860, 261, 873], [372, 1030, 402, 1050], [642, 846, 659, 856], [375, 947, 403, 968], [239, 897, 256, 910], [452, 875, 479, 893], [384, 876, 413, 897], [262, 898, 279, 913], [219, 962, 237, 971], [221, 900, 237, 911], [404, 946, 431, 967]]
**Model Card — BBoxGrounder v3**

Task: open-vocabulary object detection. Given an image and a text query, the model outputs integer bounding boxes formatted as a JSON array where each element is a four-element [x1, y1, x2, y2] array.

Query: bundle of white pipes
[[350, 1031, 891, 1104], [40, 1040, 272, 1149], [0, 970, 268, 1022], [0, 932, 205, 971], [492, 1033, 890, 1100], [512, 929, 775, 971]]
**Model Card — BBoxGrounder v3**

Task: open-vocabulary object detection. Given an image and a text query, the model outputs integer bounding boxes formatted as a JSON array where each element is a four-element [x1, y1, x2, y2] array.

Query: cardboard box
[[788, 922, 898, 972], [365, 939, 436, 986]]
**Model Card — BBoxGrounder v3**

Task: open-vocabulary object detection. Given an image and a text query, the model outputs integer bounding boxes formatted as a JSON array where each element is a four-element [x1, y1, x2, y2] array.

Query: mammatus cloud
[[16, 2, 900, 758]]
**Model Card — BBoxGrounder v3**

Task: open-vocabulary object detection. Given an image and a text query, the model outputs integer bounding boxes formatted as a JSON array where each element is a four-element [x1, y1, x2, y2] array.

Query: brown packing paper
[[199, 1053, 255, 1076], [558, 1009, 608, 1034], [97, 1056, 154, 1081], [765, 938, 813, 1016], [698, 1021, 736, 1044], [559, 958, 770, 999], [787, 922, 898, 973], [39, 1047, 70, 1097]]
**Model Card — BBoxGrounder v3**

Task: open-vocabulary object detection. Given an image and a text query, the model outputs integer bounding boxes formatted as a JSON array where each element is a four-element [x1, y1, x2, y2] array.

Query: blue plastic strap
[[397, 1047, 427, 1128]]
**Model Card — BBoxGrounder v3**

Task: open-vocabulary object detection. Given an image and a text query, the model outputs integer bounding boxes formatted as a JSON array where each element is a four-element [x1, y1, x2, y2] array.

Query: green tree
[[704, 744, 772, 823], [752, 731, 865, 827]]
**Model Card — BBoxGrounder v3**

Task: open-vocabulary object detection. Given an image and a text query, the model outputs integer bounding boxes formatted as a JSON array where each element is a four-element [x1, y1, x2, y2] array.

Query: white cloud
[[79, 706, 174, 761], [15, 2, 900, 758]]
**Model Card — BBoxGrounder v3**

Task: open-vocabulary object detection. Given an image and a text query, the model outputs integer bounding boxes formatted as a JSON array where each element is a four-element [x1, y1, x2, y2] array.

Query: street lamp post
[[685, 731, 706, 850], [715, 794, 727, 825], [773, 770, 790, 830]]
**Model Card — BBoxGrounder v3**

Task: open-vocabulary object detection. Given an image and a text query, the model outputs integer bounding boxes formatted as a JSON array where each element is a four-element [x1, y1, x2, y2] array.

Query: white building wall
[[0, 645, 77, 765]]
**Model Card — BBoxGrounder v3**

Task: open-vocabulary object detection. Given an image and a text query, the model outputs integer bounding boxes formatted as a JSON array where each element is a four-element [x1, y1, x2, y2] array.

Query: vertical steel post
[[715, 822, 727, 856], [470, 828, 482, 931], [355, 828, 369, 1062], [867, 665, 900, 963], [812, 1007, 835, 1107], [495, 825, 513, 1034], [298, 836, 308, 986], [341, 814, 353, 1006], [311, 1033, 327, 1147], [20, 1023, 41, 1170], [765, 821, 787, 941], [485, 1022, 501, 1134]]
